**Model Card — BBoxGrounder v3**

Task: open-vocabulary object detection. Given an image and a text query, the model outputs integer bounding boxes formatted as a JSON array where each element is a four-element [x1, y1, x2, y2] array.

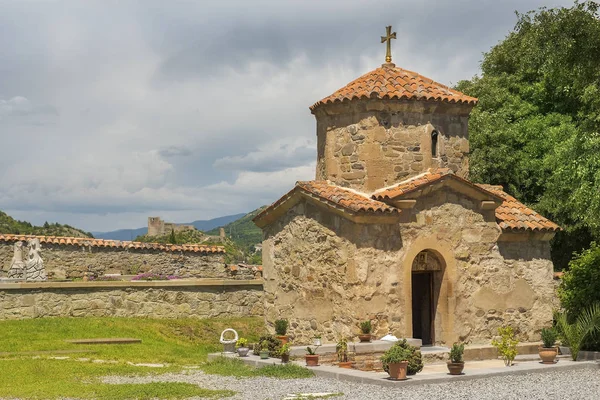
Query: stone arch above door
[[402, 236, 457, 345]]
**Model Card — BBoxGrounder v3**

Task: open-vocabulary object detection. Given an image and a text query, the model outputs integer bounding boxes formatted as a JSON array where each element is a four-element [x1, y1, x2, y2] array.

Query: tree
[[456, 1, 600, 270], [558, 242, 600, 352], [168, 229, 177, 245]]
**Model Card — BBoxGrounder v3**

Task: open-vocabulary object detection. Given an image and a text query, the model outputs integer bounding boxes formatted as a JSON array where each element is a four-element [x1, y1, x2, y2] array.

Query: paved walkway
[[208, 352, 599, 387]]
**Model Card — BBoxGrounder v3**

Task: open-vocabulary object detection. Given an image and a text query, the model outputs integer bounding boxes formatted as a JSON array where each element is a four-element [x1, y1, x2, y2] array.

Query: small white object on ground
[[284, 393, 341, 399], [380, 334, 398, 342]]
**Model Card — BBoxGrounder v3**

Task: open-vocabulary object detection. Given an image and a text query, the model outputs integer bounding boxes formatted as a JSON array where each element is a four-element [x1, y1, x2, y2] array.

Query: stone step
[[65, 338, 142, 345], [288, 339, 422, 357]]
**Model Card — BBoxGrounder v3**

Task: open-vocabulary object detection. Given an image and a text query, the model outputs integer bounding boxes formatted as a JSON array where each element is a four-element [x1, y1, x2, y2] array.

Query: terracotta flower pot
[[305, 354, 319, 366], [358, 334, 372, 343], [387, 361, 408, 380], [338, 361, 353, 369], [277, 335, 288, 345], [281, 353, 290, 363], [538, 346, 558, 364], [447, 361, 465, 375]]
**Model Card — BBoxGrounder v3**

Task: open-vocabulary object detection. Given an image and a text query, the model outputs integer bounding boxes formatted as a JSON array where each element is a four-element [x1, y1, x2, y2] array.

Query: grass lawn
[[0, 358, 233, 399], [0, 316, 313, 399], [0, 316, 263, 364]]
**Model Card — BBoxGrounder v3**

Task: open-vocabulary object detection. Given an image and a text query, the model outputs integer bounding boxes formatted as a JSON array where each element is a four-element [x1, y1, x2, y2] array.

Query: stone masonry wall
[[0, 283, 263, 320], [0, 242, 241, 280], [262, 199, 406, 345], [314, 99, 472, 191], [401, 189, 555, 344], [262, 190, 555, 346]]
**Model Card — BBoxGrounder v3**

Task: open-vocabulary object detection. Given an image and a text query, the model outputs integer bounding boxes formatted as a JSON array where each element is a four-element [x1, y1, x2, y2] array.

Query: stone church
[[253, 29, 560, 346]]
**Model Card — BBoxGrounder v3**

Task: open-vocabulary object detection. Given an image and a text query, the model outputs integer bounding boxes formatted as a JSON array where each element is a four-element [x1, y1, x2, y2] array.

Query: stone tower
[[310, 63, 477, 192], [147, 217, 164, 237]]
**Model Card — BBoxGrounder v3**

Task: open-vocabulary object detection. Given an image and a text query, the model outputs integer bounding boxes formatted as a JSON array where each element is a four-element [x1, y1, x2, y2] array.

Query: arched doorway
[[411, 250, 443, 345]]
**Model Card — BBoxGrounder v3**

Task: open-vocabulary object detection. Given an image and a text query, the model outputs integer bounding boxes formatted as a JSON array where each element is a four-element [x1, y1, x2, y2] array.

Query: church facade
[[253, 42, 559, 346]]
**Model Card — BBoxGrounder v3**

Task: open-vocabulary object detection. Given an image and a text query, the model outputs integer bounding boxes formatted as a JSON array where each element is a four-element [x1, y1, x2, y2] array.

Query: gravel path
[[103, 366, 600, 400]]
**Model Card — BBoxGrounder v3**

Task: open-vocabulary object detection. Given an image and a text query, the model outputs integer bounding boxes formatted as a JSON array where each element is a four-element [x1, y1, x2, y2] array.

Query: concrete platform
[[288, 339, 421, 357], [208, 352, 599, 387]]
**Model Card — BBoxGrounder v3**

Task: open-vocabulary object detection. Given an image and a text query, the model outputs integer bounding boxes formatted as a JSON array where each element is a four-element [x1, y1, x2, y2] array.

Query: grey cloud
[[0, 0, 575, 231], [159, 146, 193, 158]]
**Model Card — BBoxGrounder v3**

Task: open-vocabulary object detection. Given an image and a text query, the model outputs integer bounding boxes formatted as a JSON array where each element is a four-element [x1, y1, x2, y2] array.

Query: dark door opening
[[412, 272, 433, 345]]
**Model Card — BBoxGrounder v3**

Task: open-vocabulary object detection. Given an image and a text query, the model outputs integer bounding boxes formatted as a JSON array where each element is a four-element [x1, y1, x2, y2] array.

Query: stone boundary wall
[[0, 280, 263, 320], [0, 241, 252, 280]]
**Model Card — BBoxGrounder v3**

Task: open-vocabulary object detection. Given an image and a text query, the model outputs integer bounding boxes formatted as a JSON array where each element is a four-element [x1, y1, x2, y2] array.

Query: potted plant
[[382, 339, 423, 376], [305, 346, 320, 366], [313, 336, 322, 346], [252, 334, 281, 358], [279, 342, 291, 363], [491, 325, 519, 366], [359, 320, 372, 343], [274, 319, 289, 345], [236, 338, 250, 357], [538, 327, 558, 364], [447, 343, 465, 375], [259, 340, 270, 359], [336, 338, 352, 369], [381, 344, 411, 380]]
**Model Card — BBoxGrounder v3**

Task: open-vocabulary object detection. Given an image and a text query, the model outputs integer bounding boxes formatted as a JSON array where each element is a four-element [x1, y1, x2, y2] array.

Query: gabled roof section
[[0, 234, 225, 254], [253, 180, 400, 228], [310, 64, 478, 113], [476, 185, 561, 233], [297, 181, 397, 214], [372, 168, 503, 203]]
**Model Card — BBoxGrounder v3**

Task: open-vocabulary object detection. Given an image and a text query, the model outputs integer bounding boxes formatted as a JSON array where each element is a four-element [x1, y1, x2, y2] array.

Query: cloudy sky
[[0, 0, 572, 232]]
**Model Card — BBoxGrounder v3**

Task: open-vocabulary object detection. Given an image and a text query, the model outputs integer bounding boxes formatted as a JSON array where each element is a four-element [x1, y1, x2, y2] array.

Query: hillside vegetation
[[206, 206, 265, 251], [134, 207, 266, 264], [134, 230, 247, 264], [0, 211, 93, 238]]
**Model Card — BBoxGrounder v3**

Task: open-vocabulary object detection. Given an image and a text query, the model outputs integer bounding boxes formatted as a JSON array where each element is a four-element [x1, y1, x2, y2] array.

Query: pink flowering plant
[[131, 272, 179, 281]]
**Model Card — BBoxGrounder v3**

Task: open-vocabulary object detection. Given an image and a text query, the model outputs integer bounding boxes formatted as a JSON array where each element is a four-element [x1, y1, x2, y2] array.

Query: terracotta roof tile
[[476, 184, 561, 233], [0, 234, 225, 254], [372, 168, 455, 200], [253, 180, 399, 224], [310, 64, 478, 112], [296, 181, 399, 214]]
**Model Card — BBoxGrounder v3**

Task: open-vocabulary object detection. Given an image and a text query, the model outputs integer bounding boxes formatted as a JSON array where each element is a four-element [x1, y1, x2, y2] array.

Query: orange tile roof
[[296, 181, 399, 214], [477, 184, 561, 232], [0, 234, 225, 254], [253, 180, 399, 224], [372, 168, 455, 200], [310, 64, 478, 112]]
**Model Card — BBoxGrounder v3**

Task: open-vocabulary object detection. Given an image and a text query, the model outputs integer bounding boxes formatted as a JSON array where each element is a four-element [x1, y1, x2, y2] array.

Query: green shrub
[[559, 242, 600, 350], [540, 328, 557, 348], [381, 345, 411, 365], [359, 321, 372, 334], [555, 303, 600, 361], [236, 338, 248, 348], [252, 334, 281, 357], [449, 343, 465, 363], [381, 339, 423, 375], [491, 326, 519, 366], [336, 338, 348, 362], [274, 319, 288, 336]]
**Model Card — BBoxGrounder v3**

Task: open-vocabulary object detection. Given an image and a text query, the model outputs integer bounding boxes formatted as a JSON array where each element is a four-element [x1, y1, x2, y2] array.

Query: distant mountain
[[0, 210, 93, 238], [187, 213, 246, 232], [91, 227, 147, 241], [92, 213, 246, 241], [206, 207, 266, 251]]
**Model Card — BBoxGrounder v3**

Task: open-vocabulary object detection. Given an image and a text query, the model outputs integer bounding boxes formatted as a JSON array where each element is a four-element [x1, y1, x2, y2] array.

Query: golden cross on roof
[[380, 25, 397, 64]]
